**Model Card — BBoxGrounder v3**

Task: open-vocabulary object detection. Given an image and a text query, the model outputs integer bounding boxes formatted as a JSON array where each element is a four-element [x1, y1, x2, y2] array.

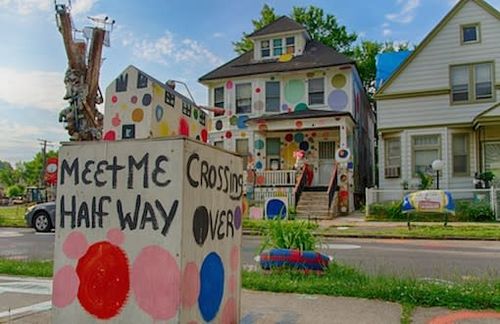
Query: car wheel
[[33, 212, 52, 233]]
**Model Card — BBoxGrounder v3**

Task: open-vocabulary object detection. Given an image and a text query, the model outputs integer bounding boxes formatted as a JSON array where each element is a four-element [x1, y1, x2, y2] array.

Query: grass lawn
[[0, 258, 53, 277], [0, 205, 27, 227]]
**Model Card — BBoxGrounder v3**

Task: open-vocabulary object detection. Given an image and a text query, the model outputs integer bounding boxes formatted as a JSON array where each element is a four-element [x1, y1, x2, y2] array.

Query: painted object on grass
[[265, 197, 288, 220], [259, 248, 330, 271], [402, 190, 455, 214], [53, 138, 243, 323]]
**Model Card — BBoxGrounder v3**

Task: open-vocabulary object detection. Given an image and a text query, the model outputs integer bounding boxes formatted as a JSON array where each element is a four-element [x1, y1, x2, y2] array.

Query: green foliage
[[0, 150, 57, 188], [233, 4, 279, 54], [243, 262, 500, 310], [0, 258, 53, 277], [478, 171, 495, 182], [417, 171, 433, 190], [456, 200, 495, 222], [260, 219, 317, 252], [6, 184, 24, 198], [368, 201, 404, 220]]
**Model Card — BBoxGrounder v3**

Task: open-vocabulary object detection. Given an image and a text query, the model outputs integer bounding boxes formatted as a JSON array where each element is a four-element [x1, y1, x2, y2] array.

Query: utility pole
[[37, 139, 52, 188]]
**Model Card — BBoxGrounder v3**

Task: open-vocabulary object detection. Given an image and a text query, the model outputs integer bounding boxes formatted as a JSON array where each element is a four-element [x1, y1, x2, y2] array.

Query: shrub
[[462, 201, 495, 222], [260, 219, 317, 252], [368, 201, 404, 220], [6, 185, 24, 198]]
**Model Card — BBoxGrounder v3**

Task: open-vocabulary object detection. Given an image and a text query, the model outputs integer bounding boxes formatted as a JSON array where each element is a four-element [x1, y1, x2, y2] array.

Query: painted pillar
[[52, 138, 243, 323], [337, 120, 352, 215]]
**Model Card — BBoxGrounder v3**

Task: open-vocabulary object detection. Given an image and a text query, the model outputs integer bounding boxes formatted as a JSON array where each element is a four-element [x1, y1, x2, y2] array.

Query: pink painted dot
[[181, 262, 199, 308], [106, 228, 125, 245], [131, 245, 181, 320], [103, 130, 116, 141], [230, 245, 239, 272], [112, 113, 121, 127], [220, 297, 237, 324], [131, 95, 138, 104], [52, 265, 79, 308], [111, 95, 118, 104], [63, 231, 88, 259], [295, 120, 303, 128], [229, 274, 237, 294], [226, 80, 233, 90]]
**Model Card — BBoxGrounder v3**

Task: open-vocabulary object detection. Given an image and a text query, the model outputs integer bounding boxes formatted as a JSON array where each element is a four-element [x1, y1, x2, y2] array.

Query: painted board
[[53, 138, 243, 323], [264, 197, 288, 220]]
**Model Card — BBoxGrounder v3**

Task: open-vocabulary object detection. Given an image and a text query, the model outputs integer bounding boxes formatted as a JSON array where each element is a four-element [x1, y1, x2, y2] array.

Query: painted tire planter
[[259, 248, 330, 271]]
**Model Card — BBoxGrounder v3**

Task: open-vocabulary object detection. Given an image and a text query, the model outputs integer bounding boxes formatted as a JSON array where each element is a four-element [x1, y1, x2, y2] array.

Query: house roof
[[247, 16, 306, 38], [199, 40, 354, 82], [473, 102, 500, 127], [246, 109, 353, 122], [375, 0, 500, 97]]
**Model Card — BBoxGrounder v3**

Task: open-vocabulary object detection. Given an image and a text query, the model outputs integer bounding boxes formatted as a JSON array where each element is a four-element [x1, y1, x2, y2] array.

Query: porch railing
[[327, 163, 339, 211], [293, 171, 308, 208], [254, 170, 297, 187]]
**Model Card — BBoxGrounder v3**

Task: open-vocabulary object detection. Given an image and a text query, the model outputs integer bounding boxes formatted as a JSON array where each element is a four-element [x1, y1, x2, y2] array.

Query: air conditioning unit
[[385, 166, 401, 178]]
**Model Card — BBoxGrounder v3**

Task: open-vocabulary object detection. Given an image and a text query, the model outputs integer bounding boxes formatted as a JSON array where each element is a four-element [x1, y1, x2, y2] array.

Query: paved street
[[1, 228, 500, 280]]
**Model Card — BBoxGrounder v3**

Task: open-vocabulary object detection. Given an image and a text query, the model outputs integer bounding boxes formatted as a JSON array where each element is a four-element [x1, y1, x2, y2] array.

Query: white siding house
[[376, 0, 500, 191]]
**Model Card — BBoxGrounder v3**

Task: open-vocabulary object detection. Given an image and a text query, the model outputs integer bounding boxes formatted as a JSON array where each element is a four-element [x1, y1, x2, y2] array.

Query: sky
[[0, 0, 499, 165]]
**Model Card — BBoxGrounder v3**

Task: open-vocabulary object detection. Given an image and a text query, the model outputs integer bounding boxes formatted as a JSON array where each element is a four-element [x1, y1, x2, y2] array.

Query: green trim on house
[[375, 88, 450, 100], [376, 0, 500, 96], [495, 83, 500, 89]]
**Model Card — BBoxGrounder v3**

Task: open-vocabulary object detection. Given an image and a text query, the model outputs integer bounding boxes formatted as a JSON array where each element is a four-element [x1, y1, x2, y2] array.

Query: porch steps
[[295, 191, 337, 220]]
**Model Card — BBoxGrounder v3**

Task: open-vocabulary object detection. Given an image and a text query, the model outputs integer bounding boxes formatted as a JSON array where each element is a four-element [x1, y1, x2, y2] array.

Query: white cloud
[[126, 31, 224, 68], [386, 0, 421, 24], [212, 32, 224, 38], [0, 0, 97, 15], [0, 67, 65, 112], [383, 28, 393, 36]]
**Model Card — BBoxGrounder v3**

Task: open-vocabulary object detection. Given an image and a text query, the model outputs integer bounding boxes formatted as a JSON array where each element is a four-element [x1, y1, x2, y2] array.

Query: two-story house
[[376, 0, 500, 193], [199, 17, 375, 216]]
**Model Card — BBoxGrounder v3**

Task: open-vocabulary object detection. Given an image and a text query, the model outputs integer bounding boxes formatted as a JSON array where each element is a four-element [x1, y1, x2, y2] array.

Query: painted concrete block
[[53, 137, 243, 323]]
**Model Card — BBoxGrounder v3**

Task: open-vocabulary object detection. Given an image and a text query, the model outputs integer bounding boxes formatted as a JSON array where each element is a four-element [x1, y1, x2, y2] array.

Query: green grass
[[400, 304, 415, 324], [0, 258, 53, 277], [324, 225, 500, 240], [243, 218, 318, 234], [0, 205, 27, 227], [243, 262, 500, 310]]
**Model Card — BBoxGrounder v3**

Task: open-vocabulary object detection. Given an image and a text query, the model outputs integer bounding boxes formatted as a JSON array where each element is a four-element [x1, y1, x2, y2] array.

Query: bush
[[6, 185, 24, 198], [368, 201, 404, 220], [457, 201, 495, 222], [260, 219, 317, 252]]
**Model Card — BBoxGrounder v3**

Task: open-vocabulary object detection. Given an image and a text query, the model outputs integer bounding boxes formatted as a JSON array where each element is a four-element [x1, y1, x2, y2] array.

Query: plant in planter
[[257, 219, 330, 271], [477, 171, 495, 189]]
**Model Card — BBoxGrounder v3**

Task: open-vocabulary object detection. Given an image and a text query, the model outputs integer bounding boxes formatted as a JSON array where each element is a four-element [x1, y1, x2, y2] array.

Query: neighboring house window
[[236, 83, 252, 114], [461, 24, 479, 44], [273, 39, 283, 56], [214, 86, 224, 117], [236, 139, 249, 170], [452, 133, 469, 176], [308, 78, 324, 105], [214, 141, 224, 149], [451, 63, 493, 103], [261, 40, 270, 58], [285, 37, 295, 54], [265, 81, 280, 112], [412, 135, 440, 176], [266, 138, 281, 170], [385, 138, 401, 178]]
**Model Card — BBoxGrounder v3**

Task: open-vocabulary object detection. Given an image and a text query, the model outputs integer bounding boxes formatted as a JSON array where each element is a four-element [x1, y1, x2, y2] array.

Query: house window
[[236, 139, 249, 170], [308, 78, 324, 105], [385, 138, 401, 178], [214, 86, 224, 117], [452, 133, 469, 176], [412, 135, 440, 176], [451, 63, 493, 103], [461, 24, 479, 44], [265, 81, 280, 112], [214, 141, 224, 149], [272, 38, 283, 56], [266, 138, 281, 170], [236, 83, 252, 114], [285, 37, 295, 54], [261, 40, 270, 58]]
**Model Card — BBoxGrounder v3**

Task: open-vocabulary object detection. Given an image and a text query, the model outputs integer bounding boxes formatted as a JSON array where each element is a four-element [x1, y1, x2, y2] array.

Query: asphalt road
[[1, 228, 499, 280]]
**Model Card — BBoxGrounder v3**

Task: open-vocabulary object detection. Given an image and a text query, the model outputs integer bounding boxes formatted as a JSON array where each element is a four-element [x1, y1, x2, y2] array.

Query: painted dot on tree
[[106, 228, 124, 245], [132, 108, 144, 122], [198, 253, 224, 322], [103, 130, 116, 141], [63, 231, 88, 259], [295, 120, 303, 128], [132, 245, 181, 320], [179, 118, 190, 137], [142, 93, 152, 106], [130, 95, 138, 104], [76, 241, 130, 320], [111, 95, 118, 104], [220, 297, 237, 324], [182, 262, 199, 308]]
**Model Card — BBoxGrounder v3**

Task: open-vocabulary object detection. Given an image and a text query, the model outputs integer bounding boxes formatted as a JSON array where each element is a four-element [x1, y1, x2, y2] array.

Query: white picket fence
[[250, 187, 295, 207], [365, 187, 499, 221]]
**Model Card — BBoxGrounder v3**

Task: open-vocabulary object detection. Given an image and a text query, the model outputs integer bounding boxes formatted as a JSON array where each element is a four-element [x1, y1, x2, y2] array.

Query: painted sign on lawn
[[402, 190, 455, 214]]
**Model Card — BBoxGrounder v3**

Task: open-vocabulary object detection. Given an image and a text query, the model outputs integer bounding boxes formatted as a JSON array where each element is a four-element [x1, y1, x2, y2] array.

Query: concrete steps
[[295, 191, 337, 220]]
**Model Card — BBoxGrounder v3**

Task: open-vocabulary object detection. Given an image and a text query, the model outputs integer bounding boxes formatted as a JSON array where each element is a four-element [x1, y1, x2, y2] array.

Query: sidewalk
[[1, 275, 499, 324]]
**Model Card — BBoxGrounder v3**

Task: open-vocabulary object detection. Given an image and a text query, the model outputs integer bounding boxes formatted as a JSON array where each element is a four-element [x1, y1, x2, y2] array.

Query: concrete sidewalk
[[1, 275, 499, 324]]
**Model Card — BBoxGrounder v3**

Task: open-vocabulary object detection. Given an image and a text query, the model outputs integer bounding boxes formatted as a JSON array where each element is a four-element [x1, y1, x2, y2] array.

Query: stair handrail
[[327, 163, 339, 210], [293, 170, 308, 208]]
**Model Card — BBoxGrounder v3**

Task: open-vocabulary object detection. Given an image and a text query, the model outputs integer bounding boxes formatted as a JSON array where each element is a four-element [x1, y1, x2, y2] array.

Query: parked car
[[25, 201, 55, 232]]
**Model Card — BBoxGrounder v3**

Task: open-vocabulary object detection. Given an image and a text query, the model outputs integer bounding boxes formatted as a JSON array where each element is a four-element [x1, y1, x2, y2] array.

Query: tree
[[233, 4, 279, 54], [233, 4, 357, 55], [6, 184, 24, 198], [21, 150, 58, 186]]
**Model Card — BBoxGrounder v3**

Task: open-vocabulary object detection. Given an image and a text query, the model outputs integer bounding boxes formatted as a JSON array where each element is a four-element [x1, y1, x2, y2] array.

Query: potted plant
[[257, 219, 331, 271], [478, 171, 495, 189]]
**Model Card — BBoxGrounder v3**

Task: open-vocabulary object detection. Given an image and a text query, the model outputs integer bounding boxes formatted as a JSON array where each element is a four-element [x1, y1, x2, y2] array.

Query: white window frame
[[261, 40, 270, 58], [461, 23, 480, 45], [308, 77, 325, 106], [213, 86, 224, 117], [450, 62, 495, 104], [265, 81, 280, 112], [235, 82, 252, 114], [452, 133, 470, 177], [412, 135, 441, 176], [259, 36, 296, 59]]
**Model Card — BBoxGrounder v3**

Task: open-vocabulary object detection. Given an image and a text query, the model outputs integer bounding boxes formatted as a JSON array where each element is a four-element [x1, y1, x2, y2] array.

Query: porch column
[[340, 122, 348, 149]]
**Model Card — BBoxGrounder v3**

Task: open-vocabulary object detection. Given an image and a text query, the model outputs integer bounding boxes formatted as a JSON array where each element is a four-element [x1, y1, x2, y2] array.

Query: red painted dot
[[256, 175, 265, 185], [76, 241, 130, 320], [111, 96, 118, 104], [295, 121, 303, 128], [285, 134, 293, 142], [201, 129, 208, 143], [258, 124, 268, 131], [103, 131, 116, 141], [255, 88, 261, 93], [130, 96, 138, 104], [179, 118, 190, 137], [225, 131, 232, 139]]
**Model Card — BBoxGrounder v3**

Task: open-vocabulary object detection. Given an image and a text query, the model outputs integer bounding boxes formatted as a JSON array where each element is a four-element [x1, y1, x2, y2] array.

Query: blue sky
[[0, 0, 499, 164]]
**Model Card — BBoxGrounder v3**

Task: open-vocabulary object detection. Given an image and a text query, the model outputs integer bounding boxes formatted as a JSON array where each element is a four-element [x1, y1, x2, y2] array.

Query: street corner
[[412, 306, 500, 324]]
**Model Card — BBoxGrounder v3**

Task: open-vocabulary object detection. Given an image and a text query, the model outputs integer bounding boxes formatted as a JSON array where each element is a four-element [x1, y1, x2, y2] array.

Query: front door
[[317, 141, 336, 186], [484, 142, 500, 186]]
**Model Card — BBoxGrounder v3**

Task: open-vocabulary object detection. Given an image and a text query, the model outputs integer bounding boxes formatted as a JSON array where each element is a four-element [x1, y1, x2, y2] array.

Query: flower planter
[[258, 248, 331, 271]]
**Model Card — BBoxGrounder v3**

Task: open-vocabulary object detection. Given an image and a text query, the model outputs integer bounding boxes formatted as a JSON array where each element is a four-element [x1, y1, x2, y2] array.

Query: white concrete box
[[53, 137, 243, 323]]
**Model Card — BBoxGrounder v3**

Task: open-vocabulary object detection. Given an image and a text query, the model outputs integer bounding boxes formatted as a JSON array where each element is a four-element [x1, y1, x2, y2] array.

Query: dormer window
[[286, 37, 295, 54], [273, 39, 283, 56], [461, 24, 480, 44], [261, 40, 270, 58]]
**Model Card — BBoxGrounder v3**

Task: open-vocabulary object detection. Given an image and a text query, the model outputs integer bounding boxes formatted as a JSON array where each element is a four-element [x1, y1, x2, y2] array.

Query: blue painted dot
[[266, 199, 287, 220], [294, 133, 304, 143], [254, 139, 264, 150], [299, 141, 309, 151], [142, 93, 152, 106], [198, 252, 224, 322], [255, 161, 263, 170], [237, 115, 249, 129], [155, 105, 164, 121]]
